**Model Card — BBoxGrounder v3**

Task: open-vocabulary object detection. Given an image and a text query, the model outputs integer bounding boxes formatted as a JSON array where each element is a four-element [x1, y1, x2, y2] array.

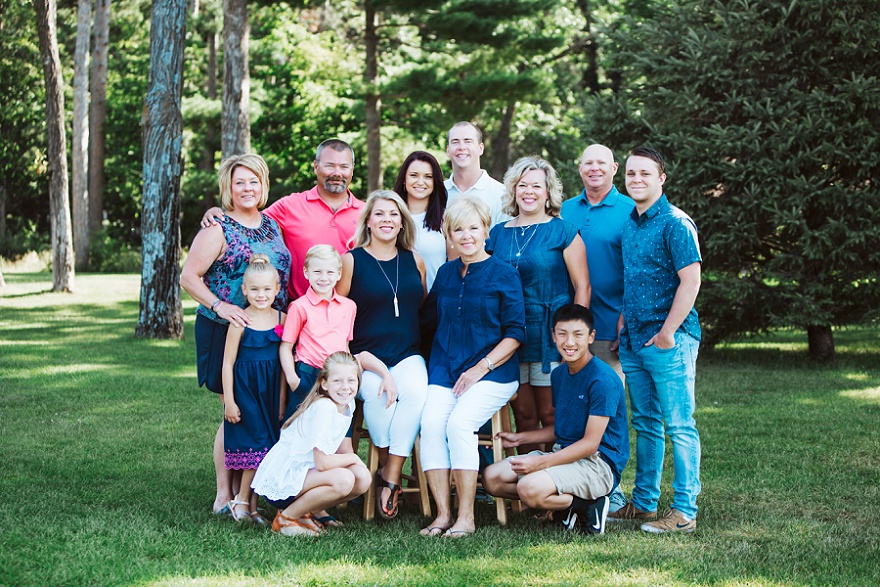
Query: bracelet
[[483, 356, 496, 371], [211, 299, 222, 312]]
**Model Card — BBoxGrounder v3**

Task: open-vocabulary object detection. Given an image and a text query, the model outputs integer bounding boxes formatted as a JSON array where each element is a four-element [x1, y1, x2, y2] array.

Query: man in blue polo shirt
[[608, 147, 702, 534], [560, 144, 634, 382], [561, 144, 635, 514]]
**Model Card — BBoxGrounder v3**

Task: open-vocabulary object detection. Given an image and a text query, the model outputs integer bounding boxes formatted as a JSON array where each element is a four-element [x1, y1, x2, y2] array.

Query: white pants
[[358, 354, 428, 457], [420, 379, 518, 471]]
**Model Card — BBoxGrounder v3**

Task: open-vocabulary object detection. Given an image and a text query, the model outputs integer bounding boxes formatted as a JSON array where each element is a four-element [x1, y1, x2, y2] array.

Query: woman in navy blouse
[[486, 156, 590, 453], [418, 197, 526, 537]]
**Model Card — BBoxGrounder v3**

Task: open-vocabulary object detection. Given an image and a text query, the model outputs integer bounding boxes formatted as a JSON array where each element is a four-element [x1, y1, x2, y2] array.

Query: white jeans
[[420, 379, 518, 471], [358, 354, 428, 457]]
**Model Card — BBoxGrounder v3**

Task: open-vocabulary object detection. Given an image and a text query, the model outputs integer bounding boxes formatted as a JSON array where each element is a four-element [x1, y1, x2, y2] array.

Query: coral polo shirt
[[264, 186, 363, 298], [282, 288, 356, 370]]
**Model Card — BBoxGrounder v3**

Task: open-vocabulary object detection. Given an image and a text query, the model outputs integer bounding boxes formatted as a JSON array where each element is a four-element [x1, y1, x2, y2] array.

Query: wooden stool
[[476, 397, 521, 525], [351, 400, 432, 521]]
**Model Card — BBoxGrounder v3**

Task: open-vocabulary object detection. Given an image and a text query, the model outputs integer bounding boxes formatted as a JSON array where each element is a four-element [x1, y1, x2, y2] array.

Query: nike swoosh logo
[[592, 510, 601, 531], [563, 511, 575, 526], [676, 521, 691, 529]]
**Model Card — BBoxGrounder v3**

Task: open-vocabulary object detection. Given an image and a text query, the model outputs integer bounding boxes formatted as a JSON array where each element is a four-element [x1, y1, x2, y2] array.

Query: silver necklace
[[372, 251, 400, 318], [512, 224, 539, 259]]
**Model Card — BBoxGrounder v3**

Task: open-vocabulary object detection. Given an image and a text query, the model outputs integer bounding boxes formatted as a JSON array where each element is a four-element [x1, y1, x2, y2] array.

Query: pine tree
[[602, 0, 880, 359]]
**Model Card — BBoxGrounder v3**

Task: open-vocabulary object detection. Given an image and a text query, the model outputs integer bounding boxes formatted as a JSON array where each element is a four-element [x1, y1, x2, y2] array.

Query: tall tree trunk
[[136, 0, 186, 340], [34, 0, 75, 293], [491, 101, 516, 180], [575, 0, 599, 93], [89, 0, 109, 235], [221, 0, 249, 158], [200, 29, 219, 206], [72, 0, 91, 271], [364, 0, 381, 192], [807, 325, 835, 362]]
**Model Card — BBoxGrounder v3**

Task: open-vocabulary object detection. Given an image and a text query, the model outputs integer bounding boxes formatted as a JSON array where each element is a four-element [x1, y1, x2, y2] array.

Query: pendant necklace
[[373, 251, 400, 318], [512, 222, 539, 258]]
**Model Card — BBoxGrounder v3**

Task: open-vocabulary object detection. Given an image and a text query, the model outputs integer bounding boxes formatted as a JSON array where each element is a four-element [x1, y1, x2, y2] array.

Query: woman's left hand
[[379, 374, 398, 408], [452, 361, 490, 397]]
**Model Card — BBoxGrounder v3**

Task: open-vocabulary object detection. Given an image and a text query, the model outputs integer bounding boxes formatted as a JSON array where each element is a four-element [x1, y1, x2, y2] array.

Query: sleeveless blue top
[[346, 247, 423, 367], [197, 214, 291, 324]]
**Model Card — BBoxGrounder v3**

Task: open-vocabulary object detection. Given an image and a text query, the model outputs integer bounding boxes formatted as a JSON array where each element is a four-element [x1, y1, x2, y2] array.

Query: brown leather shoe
[[607, 502, 657, 521]]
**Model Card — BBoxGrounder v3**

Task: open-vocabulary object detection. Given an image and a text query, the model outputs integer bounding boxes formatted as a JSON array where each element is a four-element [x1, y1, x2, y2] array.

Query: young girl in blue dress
[[222, 254, 286, 524], [252, 352, 372, 537]]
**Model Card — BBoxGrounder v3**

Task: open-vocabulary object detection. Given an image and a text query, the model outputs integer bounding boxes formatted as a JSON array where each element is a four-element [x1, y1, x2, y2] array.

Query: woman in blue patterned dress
[[181, 153, 291, 516], [486, 156, 590, 454]]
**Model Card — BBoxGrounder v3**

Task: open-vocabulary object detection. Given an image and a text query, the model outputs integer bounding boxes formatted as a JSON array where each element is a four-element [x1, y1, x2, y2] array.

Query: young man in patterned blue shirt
[[608, 147, 702, 533]]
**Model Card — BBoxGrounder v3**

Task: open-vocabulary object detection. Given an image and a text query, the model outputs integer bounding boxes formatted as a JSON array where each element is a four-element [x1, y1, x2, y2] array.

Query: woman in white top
[[392, 151, 451, 290]]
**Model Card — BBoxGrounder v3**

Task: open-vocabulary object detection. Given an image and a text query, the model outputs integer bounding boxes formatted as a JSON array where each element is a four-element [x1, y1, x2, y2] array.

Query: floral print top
[[197, 214, 291, 324]]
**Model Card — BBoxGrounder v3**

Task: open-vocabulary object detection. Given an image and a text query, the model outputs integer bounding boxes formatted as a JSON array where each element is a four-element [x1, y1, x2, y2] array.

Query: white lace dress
[[251, 398, 354, 500]]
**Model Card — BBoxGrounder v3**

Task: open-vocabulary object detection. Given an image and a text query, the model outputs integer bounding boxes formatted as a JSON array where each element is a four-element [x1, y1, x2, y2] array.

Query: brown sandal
[[376, 473, 402, 520]]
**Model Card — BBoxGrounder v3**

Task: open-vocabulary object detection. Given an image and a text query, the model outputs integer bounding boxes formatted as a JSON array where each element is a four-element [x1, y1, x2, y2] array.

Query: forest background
[[1, 0, 879, 358]]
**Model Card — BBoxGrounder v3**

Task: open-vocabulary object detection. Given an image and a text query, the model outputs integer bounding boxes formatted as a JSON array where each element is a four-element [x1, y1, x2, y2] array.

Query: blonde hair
[[218, 154, 270, 211], [304, 244, 342, 271], [501, 156, 564, 218], [442, 196, 491, 240], [353, 190, 416, 251], [281, 352, 361, 431], [242, 253, 279, 286]]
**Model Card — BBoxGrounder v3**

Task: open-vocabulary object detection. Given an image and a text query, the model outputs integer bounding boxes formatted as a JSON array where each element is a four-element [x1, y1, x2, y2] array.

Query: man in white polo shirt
[[444, 122, 508, 226]]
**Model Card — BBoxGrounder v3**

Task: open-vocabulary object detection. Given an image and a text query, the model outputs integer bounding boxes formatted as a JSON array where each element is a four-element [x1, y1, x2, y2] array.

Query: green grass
[[2, 272, 879, 587]]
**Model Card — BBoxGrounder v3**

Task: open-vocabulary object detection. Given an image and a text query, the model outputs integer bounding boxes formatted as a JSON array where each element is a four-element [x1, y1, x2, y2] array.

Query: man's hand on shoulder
[[200, 207, 225, 229]]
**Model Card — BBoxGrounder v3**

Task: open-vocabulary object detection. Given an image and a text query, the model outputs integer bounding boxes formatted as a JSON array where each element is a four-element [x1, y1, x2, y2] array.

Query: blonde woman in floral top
[[181, 153, 291, 516]]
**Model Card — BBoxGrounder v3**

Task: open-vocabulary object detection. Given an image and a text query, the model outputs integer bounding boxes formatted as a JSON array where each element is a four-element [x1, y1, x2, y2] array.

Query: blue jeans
[[619, 333, 701, 519]]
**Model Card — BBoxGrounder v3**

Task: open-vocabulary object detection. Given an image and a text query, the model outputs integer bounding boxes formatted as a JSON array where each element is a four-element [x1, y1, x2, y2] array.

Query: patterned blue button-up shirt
[[621, 194, 701, 351]]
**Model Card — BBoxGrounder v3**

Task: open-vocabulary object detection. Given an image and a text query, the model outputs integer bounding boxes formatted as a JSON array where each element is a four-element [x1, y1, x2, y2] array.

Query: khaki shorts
[[519, 361, 559, 386], [589, 340, 625, 385], [524, 447, 614, 500]]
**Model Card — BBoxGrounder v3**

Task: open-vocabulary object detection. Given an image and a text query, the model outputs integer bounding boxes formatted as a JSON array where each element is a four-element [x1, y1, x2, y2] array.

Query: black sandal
[[375, 473, 402, 520]]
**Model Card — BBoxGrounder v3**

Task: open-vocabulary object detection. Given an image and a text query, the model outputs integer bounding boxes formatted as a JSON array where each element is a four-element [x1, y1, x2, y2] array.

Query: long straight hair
[[392, 151, 447, 233], [352, 190, 417, 251], [281, 352, 361, 431]]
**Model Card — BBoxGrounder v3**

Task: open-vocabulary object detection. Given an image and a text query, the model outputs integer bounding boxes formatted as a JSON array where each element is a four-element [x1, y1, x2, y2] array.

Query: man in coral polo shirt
[[203, 139, 363, 299]]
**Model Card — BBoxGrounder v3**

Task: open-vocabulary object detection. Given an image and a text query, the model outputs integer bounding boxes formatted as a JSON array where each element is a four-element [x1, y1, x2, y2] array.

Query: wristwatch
[[483, 356, 496, 371]]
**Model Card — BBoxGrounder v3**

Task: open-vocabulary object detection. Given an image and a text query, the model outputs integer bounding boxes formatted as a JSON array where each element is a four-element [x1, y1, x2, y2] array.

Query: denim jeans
[[619, 333, 701, 519]]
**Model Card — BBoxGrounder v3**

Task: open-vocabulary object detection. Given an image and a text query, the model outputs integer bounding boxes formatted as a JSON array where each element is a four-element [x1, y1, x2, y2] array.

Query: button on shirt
[[428, 256, 526, 388], [561, 186, 635, 341], [265, 186, 363, 298], [621, 194, 702, 351]]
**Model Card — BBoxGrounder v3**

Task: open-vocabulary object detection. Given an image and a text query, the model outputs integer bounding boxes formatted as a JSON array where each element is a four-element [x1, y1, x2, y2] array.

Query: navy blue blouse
[[428, 255, 526, 388]]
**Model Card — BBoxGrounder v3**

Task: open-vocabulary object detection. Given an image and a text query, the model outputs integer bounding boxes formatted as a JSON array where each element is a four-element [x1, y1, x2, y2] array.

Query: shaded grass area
[[2, 273, 879, 586]]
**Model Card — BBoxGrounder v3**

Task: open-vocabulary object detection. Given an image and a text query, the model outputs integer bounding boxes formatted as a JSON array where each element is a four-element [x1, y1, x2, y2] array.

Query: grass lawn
[[1, 272, 878, 587]]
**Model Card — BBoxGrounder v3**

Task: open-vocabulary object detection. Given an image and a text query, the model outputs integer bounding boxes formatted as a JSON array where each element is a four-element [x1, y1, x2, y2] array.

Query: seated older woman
[[418, 197, 526, 538]]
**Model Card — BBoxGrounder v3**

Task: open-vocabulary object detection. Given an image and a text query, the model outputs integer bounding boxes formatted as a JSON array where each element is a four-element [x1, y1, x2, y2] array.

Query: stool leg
[[363, 439, 379, 521], [412, 437, 432, 518], [499, 403, 521, 514], [491, 409, 508, 525]]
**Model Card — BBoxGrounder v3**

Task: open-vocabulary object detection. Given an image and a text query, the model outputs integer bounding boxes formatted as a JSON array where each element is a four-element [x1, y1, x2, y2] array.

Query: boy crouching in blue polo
[[482, 304, 629, 535]]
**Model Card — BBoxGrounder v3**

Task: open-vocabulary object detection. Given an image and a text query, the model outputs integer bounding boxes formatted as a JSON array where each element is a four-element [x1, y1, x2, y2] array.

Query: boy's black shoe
[[581, 495, 610, 535]]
